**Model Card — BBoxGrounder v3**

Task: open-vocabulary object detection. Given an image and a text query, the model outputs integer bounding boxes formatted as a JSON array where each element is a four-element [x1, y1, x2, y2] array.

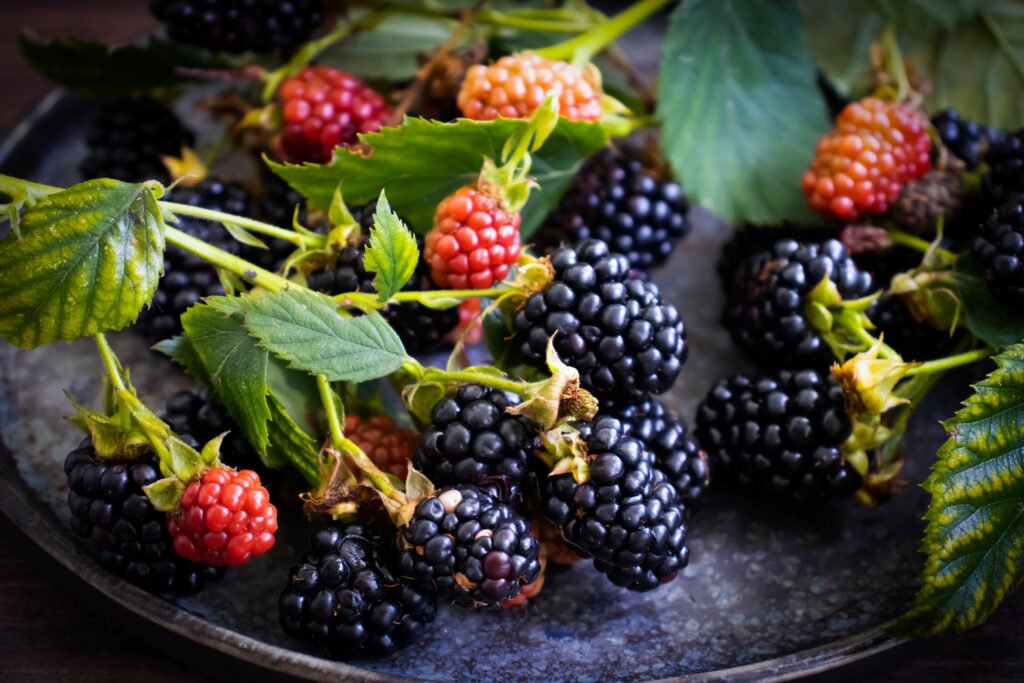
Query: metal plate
[[0, 72, 958, 683]]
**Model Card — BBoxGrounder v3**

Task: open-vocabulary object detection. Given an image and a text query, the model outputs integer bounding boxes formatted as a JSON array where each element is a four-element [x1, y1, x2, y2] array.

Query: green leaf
[[364, 191, 419, 302], [953, 254, 1024, 348], [154, 335, 211, 385], [658, 0, 829, 226], [269, 116, 607, 237], [799, 0, 880, 99], [212, 288, 408, 382], [180, 304, 272, 455], [870, 0, 993, 33], [893, 345, 1023, 636], [266, 393, 320, 487], [18, 35, 228, 99], [0, 179, 165, 349]]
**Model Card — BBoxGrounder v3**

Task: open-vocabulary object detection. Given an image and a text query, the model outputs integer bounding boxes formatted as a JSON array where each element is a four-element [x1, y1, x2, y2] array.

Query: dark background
[[0, 2, 1022, 681]]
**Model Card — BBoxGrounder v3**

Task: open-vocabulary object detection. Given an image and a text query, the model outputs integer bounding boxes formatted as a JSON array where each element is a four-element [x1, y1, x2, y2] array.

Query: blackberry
[[696, 369, 860, 504], [151, 0, 325, 54], [982, 130, 1024, 209], [717, 226, 827, 287], [79, 98, 194, 184], [64, 438, 221, 594], [543, 416, 688, 591], [973, 200, 1024, 310], [932, 108, 1004, 170], [307, 234, 459, 355], [414, 384, 541, 499], [162, 388, 258, 470], [723, 238, 873, 370], [601, 396, 710, 508], [537, 146, 690, 272], [279, 524, 437, 657], [260, 174, 308, 231], [514, 239, 687, 399], [399, 485, 542, 608], [869, 295, 958, 361]]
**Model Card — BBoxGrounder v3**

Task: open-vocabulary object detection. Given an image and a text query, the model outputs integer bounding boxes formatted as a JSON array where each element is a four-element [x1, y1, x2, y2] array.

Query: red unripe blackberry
[[424, 186, 522, 289], [802, 97, 931, 221], [344, 414, 417, 481], [150, 0, 325, 54], [398, 485, 542, 609], [458, 53, 602, 122], [277, 66, 393, 164], [543, 416, 689, 592], [449, 298, 483, 344], [696, 369, 860, 504], [64, 439, 222, 594], [279, 524, 437, 657], [168, 467, 278, 567]]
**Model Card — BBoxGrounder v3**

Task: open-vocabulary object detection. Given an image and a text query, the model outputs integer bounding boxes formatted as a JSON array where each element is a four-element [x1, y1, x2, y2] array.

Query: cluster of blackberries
[[932, 108, 1005, 170], [538, 146, 690, 273], [151, 0, 325, 54]]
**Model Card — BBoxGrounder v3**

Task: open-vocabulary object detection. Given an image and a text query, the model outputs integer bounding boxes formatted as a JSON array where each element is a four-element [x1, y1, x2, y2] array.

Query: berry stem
[[93, 333, 127, 393], [403, 359, 532, 397], [317, 374, 346, 450], [533, 0, 672, 64], [162, 200, 324, 249], [879, 27, 910, 102], [163, 225, 293, 294], [904, 346, 995, 377], [886, 228, 958, 262]]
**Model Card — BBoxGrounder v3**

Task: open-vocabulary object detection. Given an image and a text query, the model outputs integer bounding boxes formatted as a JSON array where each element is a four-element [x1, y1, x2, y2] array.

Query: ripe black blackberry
[[162, 388, 259, 470], [543, 416, 688, 591], [279, 524, 437, 657], [973, 200, 1024, 310], [932, 108, 1004, 170], [601, 396, 710, 508], [868, 295, 958, 361], [151, 0, 326, 54], [260, 174, 308, 231], [696, 369, 860, 504], [398, 485, 542, 608], [79, 98, 194, 183], [307, 233, 459, 355], [537, 146, 690, 272], [414, 384, 541, 499], [64, 438, 221, 594], [982, 130, 1024, 209], [723, 238, 873, 370], [514, 239, 687, 399]]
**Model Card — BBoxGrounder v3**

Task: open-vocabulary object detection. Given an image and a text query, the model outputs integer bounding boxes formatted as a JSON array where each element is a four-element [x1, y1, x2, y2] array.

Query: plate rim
[[0, 89, 910, 683]]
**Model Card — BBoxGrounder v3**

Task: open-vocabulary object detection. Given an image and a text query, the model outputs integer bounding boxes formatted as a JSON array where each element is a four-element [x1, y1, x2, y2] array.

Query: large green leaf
[[799, 0, 879, 99], [0, 179, 164, 349], [269, 116, 607, 237], [894, 345, 1024, 636], [212, 288, 408, 382], [18, 35, 228, 99], [364, 192, 419, 302], [658, 0, 829, 226]]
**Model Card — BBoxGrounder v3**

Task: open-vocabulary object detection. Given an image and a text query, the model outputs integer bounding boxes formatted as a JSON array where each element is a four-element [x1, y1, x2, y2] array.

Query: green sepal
[[143, 477, 186, 513], [65, 391, 150, 462]]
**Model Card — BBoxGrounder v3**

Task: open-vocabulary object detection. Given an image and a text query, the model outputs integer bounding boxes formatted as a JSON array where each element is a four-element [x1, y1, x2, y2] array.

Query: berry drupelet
[[722, 238, 873, 370], [458, 53, 602, 122], [399, 485, 542, 609], [344, 414, 418, 481], [414, 384, 542, 498], [601, 396, 710, 508], [80, 98, 194, 184], [514, 239, 687, 399], [277, 66, 392, 164], [696, 369, 860, 504], [802, 97, 931, 221], [424, 185, 522, 290], [537, 146, 690, 273], [543, 416, 689, 591], [280, 524, 437, 657], [973, 200, 1024, 310], [981, 130, 1024, 209], [65, 439, 221, 594], [150, 0, 325, 54], [932, 108, 1004, 170]]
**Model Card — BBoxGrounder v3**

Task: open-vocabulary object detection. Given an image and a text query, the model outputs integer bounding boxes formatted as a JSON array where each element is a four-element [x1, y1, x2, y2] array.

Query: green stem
[[394, 286, 506, 303], [317, 375, 346, 450], [164, 225, 293, 293], [533, 0, 672, 64], [409, 360, 535, 398], [477, 9, 596, 33], [880, 27, 909, 101], [886, 228, 958, 262], [905, 346, 995, 377], [162, 201, 323, 249], [93, 333, 127, 391]]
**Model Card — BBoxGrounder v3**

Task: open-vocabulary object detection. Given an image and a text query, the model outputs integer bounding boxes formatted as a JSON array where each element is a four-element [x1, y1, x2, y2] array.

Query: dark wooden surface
[[0, 2, 1022, 682]]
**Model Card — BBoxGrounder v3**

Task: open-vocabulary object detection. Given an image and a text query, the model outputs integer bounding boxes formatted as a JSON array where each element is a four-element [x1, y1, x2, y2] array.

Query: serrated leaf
[[318, 12, 460, 80], [893, 345, 1023, 636], [266, 393, 320, 486], [269, 116, 607, 237], [0, 179, 165, 349], [212, 288, 408, 382], [18, 35, 228, 99], [658, 0, 829, 226], [181, 304, 272, 455], [364, 192, 419, 302], [953, 254, 1024, 348]]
